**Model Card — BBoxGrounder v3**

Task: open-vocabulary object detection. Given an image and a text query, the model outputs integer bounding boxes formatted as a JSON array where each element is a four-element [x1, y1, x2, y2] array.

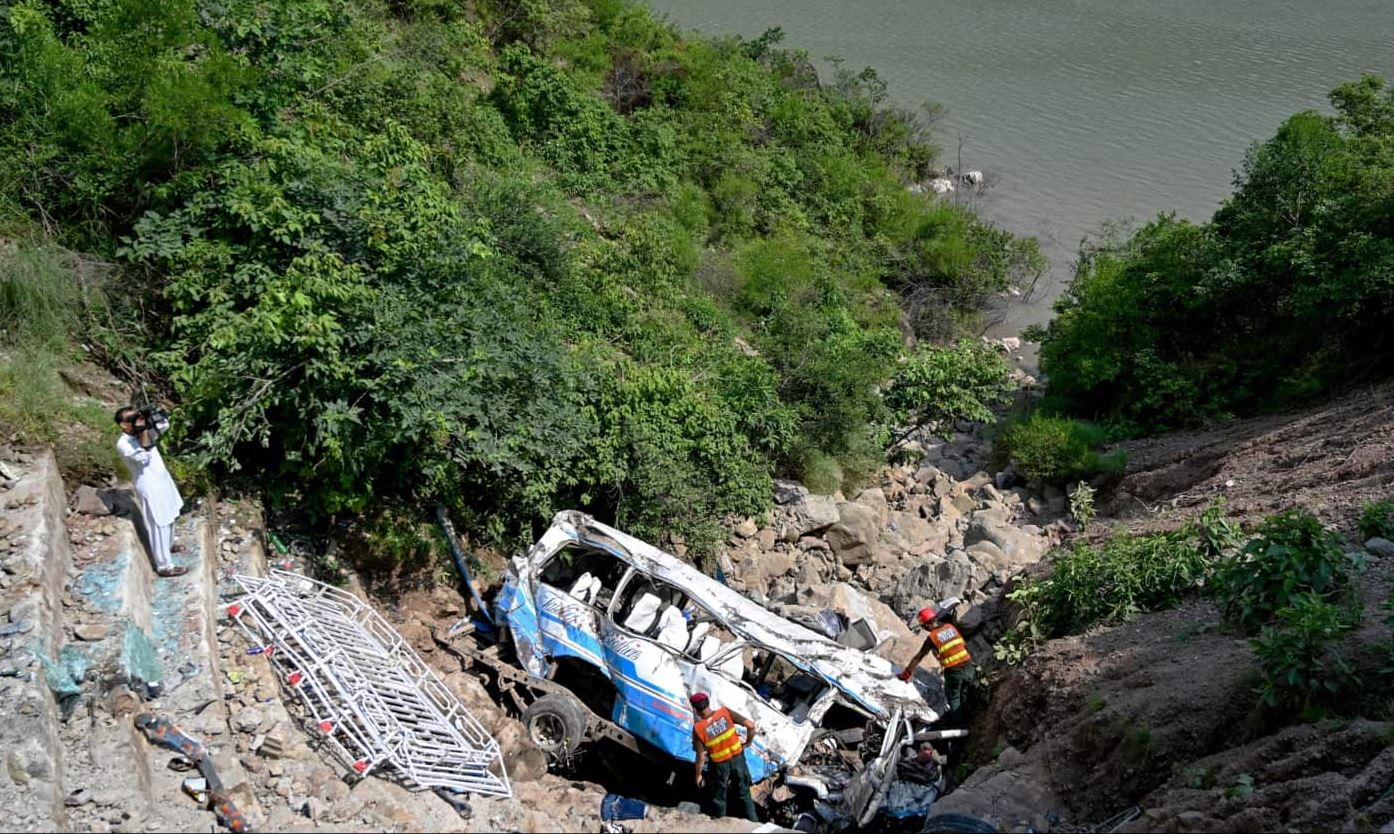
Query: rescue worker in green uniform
[[899, 604, 977, 724], [690, 692, 758, 821]]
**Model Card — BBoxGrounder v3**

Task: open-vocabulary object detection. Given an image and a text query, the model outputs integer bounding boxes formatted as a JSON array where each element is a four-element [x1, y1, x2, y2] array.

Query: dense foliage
[[996, 504, 1239, 663], [0, 0, 1034, 554], [1031, 76, 1394, 433], [993, 413, 1124, 483]]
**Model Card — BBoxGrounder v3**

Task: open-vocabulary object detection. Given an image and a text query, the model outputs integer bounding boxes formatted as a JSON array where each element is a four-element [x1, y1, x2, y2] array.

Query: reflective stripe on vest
[[695, 707, 744, 763], [930, 624, 971, 669]]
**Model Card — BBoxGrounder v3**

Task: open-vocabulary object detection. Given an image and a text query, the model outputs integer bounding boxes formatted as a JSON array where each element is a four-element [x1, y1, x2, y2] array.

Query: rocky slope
[[710, 421, 1066, 676], [0, 449, 751, 834], [1109, 380, 1394, 537], [935, 382, 1394, 834], [6, 361, 1392, 833]]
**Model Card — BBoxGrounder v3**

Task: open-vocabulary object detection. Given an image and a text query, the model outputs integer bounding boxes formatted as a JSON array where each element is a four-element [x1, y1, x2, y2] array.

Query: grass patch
[[0, 349, 123, 484], [0, 244, 83, 352], [0, 243, 123, 483]]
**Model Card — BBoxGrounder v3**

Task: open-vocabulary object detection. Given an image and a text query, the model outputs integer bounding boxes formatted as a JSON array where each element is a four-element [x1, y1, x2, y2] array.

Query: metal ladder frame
[[228, 570, 511, 797]]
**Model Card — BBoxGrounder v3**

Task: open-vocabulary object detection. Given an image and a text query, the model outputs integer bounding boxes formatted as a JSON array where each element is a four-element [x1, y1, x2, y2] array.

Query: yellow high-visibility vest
[[930, 623, 971, 669], [695, 707, 744, 763]]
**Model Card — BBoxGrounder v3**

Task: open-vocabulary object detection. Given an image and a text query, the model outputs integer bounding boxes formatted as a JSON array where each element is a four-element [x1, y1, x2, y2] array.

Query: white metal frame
[[228, 570, 511, 797]]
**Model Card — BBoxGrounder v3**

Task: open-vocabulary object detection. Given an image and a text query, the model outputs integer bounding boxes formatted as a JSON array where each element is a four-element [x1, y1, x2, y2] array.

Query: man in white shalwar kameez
[[115, 406, 187, 578]]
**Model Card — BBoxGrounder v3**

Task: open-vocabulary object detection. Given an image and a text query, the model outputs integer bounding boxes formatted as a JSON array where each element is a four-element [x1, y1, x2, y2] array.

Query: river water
[[644, 0, 1394, 336]]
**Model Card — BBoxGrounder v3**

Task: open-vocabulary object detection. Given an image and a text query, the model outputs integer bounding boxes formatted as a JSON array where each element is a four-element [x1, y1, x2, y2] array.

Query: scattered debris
[[121, 621, 163, 698], [182, 776, 209, 804], [135, 711, 252, 832], [35, 644, 86, 719], [434, 786, 474, 818], [136, 713, 209, 762]]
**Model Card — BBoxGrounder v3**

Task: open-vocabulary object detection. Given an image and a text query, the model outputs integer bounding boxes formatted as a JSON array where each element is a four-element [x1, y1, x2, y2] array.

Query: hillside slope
[[936, 385, 1394, 833], [1109, 380, 1394, 536]]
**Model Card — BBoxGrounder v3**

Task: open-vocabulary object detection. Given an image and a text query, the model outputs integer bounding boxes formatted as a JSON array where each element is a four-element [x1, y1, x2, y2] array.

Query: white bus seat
[[655, 606, 688, 650], [715, 647, 744, 680], [569, 572, 599, 603], [623, 592, 663, 633], [686, 621, 712, 654]]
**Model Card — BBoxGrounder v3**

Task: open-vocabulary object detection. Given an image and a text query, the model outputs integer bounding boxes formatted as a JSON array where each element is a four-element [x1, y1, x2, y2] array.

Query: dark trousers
[[943, 663, 977, 723], [703, 754, 758, 821]]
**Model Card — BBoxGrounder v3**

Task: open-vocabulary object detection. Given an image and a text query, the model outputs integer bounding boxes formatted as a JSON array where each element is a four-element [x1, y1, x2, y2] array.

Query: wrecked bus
[[454, 510, 959, 828]]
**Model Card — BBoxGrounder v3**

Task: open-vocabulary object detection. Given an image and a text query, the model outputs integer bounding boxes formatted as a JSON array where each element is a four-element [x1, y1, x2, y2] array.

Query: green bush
[[1251, 593, 1358, 716], [1033, 76, 1394, 433], [796, 449, 843, 496], [1211, 510, 1361, 633], [997, 527, 1211, 662], [1359, 499, 1394, 541], [995, 413, 1125, 483], [997, 504, 1239, 663], [1068, 481, 1097, 527]]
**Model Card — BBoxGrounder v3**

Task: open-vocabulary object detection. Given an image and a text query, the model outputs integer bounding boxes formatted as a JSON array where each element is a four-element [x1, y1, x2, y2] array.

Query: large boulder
[[73, 485, 114, 516], [965, 540, 1011, 573], [931, 748, 1061, 833], [890, 556, 971, 613], [780, 492, 841, 538], [1366, 537, 1394, 558], [772, 479, 808, 505], [914, 464, 942, 487], [854, 487, 889, 528], [750, 548, 798, 584], [889, 511, 939, 552], [824, 502, 883, 566], [964, 516, 1048, 568]]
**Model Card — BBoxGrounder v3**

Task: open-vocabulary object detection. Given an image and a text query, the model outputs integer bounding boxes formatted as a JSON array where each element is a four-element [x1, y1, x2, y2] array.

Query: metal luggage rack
[[228, 570, 511, 798]]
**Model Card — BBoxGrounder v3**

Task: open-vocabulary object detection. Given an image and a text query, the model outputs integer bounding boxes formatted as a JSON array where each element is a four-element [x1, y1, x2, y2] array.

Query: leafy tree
[[884, 341, 1014, 447]]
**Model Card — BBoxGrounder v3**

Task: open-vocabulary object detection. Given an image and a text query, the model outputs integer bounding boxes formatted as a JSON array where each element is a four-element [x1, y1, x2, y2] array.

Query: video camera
[[136, 404, 171, 444]]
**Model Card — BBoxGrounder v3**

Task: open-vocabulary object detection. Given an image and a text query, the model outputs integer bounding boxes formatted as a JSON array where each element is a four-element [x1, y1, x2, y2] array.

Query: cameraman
[[114, 406, 187, 578]]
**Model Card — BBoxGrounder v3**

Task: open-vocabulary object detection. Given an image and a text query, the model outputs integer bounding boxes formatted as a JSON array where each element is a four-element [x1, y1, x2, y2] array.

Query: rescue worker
[[690, 692, 759, 821], [898, 604, 976, 723]]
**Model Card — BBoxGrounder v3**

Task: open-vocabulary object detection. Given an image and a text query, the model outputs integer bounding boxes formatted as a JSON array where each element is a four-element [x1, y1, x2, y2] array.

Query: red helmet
[[916, 606, 938, 626]]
